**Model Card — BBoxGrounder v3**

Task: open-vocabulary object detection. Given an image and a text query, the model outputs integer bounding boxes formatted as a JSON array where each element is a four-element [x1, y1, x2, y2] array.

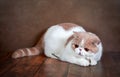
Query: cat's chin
[[77, 53, 86, 58], [78, 52, 82, 56]]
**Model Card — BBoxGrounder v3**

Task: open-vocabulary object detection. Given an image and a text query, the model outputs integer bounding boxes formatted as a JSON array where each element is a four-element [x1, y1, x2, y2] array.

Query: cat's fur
[[12, 23, 103, 66]]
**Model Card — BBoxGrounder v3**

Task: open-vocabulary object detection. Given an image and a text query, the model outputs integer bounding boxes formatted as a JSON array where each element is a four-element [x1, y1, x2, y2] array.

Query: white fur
[[26, 48, 32, 55], [94, 43, 103, 61], [44, 25, 85, 58], [20, 49, 26, 56], [80, 39, 85, 46], [44, 24, 103, 66]]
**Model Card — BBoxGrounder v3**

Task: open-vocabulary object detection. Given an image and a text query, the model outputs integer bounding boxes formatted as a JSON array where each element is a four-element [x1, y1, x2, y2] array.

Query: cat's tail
[[12, 35, 44, 59], [12, 46, 43, 59]]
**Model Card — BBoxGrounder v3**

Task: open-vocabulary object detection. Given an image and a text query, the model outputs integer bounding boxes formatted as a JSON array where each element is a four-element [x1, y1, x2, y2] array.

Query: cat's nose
[[79, 49, 82, 51]]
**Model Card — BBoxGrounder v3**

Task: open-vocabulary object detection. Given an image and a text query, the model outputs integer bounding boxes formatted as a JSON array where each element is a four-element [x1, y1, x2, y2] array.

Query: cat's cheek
[[74, 48, 80, 54], [85, 51, 95, 57]]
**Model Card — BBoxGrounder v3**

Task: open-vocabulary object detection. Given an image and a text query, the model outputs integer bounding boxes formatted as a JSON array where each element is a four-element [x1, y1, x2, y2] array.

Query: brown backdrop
[[0, 0, 120, 55]]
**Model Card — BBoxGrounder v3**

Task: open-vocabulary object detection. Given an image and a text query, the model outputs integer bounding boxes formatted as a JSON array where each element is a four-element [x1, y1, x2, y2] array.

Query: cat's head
[[70, 32, 101, 57]]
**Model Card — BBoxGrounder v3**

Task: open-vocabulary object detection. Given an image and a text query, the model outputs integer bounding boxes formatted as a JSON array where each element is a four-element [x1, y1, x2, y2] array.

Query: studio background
[[0, 0, 120, 55]]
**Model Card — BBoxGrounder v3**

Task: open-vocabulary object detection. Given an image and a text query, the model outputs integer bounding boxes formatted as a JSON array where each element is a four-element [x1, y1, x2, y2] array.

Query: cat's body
[[12, 23, 103, 66]]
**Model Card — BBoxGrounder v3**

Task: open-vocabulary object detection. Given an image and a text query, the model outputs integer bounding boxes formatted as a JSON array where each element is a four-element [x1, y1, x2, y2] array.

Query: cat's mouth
[[78, 52, 84, 56], [79, 52, 82, 56]]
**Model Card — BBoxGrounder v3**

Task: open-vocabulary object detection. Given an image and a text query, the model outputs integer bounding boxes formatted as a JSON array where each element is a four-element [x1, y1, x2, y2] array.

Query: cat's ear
[[88, 32, 101, 45], [73, 31, 80, 34], [92, 38, 101, 46], [73, 31, 80, 38]]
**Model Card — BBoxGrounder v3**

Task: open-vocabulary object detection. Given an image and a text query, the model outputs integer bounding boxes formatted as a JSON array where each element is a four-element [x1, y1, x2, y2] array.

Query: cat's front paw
[[79, 59, 90, 66], [90, 59, 97, 66]]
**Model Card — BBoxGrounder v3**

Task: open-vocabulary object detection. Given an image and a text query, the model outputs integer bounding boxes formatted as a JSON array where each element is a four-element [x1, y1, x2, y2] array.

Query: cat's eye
[[84, 48, 89, 51], [74, 44, 79, 48]]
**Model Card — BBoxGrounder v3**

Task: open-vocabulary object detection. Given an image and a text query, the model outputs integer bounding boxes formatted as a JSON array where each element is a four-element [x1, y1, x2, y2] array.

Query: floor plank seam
[[33, 58, 48, 77], [0, 59, 20, 77], [65, 64, 70, 77]]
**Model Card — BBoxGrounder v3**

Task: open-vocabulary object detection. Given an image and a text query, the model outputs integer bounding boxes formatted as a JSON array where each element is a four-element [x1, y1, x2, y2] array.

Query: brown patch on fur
[[23, 48, 29, 56], [30, 48, 36, 54], [71, 32, 83, 51], [84, 36, 100, 53], [59, 23, 78, 30], [29, 47, 40, 55], [65, 35, 74, 46]]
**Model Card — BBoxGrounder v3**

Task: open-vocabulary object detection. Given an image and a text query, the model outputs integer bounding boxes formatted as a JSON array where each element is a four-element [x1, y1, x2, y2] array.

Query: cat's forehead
[[73, 32, 100, 44], [75, 32, 99, 40]]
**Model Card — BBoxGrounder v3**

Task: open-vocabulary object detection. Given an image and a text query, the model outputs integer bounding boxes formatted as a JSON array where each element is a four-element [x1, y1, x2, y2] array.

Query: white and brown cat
[[12, 23, 103, 66]]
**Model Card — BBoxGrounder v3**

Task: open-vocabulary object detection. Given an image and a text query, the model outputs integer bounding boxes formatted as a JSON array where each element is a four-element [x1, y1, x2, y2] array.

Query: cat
[[12, 23, 103, 66]]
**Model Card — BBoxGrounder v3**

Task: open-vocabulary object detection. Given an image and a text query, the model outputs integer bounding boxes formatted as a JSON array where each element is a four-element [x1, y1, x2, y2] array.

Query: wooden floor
[[0, 52, 120, 77]]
